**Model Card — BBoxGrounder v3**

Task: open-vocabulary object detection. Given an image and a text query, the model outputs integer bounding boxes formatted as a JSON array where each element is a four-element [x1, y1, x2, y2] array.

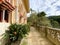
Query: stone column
[[16, 0, 19, 23]]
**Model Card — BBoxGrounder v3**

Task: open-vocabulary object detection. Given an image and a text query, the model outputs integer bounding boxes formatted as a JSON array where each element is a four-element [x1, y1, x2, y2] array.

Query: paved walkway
[[21, 27, 54, 45]]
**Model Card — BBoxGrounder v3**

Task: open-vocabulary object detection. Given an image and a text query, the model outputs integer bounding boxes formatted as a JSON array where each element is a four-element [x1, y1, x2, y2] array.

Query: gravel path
[[21, 27, 54, 45]]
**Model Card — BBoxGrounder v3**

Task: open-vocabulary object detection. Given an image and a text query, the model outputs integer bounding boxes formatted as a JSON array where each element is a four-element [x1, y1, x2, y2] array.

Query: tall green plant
[[4, 24, 30, 45]]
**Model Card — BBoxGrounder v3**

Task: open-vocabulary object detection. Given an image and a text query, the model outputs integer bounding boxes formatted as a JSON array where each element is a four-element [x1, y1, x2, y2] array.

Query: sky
[[29, 0, 60, 16]]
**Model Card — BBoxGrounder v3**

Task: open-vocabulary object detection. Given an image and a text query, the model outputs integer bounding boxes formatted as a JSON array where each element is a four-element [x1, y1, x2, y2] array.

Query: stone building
[[0, 0, 29, 36], [0, 0, 29, 24]]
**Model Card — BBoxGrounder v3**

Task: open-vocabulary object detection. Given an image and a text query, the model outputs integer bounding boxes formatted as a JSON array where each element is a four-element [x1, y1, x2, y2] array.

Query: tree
[[48, 16, 60, 28], [28, 11, 52, 27], [30, 8, 33, 13], [48, 16, 60, 24], [36, 11, 51, 27], [50, 19, 60, 28], [27, 12, 38, 26], [37, 11, 46, 17], [30, 8, 36, 13]]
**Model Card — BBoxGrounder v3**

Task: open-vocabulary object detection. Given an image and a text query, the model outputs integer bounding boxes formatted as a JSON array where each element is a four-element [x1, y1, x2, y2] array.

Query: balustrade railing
[[39, 26, 60, 45]]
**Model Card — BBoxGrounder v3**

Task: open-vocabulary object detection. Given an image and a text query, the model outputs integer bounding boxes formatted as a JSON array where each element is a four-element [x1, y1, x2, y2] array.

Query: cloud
[[56, 6, 60, 11], [29, 0, 60, 16]]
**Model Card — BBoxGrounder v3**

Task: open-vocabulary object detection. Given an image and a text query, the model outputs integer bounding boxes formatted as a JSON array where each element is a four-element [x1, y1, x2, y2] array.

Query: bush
[[4, 24, 30, 45]]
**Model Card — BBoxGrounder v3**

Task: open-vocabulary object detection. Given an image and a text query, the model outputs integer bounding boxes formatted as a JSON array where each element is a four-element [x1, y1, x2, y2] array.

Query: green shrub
[[4, 24, 30, 45]]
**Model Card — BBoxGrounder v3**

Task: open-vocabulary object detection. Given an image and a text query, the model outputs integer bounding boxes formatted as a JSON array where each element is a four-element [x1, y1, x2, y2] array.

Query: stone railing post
[[45, 26, 47, 37]]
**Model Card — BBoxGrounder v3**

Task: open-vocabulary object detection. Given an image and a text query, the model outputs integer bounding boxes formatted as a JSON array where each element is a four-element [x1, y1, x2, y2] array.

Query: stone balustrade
[[39, 26, 60, 45]]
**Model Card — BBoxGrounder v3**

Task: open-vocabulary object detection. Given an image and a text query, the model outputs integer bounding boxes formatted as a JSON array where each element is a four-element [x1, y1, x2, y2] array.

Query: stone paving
[[21, 27, 54, 45]]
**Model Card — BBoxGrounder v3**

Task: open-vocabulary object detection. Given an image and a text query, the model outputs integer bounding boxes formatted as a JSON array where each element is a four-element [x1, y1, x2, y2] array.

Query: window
[[0, 10, 9, 22], [0, 10, 3, 22], [4, 10, 8, 22]]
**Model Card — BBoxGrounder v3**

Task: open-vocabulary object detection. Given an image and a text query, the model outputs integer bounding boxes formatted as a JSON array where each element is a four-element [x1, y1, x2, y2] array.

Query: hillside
[[48, 15, 60, 23], [48, 15, 60, 28]]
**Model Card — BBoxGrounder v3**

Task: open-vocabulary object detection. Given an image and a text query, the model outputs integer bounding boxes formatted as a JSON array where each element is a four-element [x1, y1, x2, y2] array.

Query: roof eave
[[22, 0, 30, 13]]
